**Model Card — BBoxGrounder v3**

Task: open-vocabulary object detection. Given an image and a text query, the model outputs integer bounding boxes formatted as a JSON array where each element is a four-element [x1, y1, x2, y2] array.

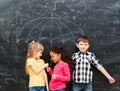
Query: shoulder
[[72, 51, 80, 57], [86, 51, 97, 59], [38, 59, 45, 63], [27, 58, 34, 62], [39, 58, 44, 62], [61, 62, 69, 67], [86, 51, 95, 55], [63, 61, 68, 65], [57, 62, 69, 67], [26, 58, 35, 65]]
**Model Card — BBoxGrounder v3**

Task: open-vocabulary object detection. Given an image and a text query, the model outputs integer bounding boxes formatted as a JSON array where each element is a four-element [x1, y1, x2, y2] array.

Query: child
[[71, 36, 115, 91], [25, 41, 49, 91], [46, 45, 74, 91]]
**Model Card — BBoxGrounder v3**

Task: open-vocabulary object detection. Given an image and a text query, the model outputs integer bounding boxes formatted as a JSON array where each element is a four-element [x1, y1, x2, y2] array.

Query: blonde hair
[[26, 40, 44, 58], [25, 40, 44, 75]]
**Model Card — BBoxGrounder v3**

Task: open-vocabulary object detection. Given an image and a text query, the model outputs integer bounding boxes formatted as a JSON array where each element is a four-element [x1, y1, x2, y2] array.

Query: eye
[[80, 43, 83, 46], [84, 43, 88, 46]]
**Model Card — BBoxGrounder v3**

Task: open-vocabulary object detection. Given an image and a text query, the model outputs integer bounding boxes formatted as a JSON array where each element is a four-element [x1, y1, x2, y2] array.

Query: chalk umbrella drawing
[[15, 0, 91, 44], [18, 17, 83, 43]]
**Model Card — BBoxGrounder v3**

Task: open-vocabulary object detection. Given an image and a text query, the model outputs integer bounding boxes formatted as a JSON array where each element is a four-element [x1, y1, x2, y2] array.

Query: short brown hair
[[76, 35, 90, 44]]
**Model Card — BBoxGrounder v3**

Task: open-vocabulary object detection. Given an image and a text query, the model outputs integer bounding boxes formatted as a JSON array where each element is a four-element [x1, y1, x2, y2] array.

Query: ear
[[88, 43, 90, 47], [88, 44, 90, 48], [89, 44, 90, 47], [76, 43, 79, 48], [58, 53, 61, 57], [57, 53, 61, 59]]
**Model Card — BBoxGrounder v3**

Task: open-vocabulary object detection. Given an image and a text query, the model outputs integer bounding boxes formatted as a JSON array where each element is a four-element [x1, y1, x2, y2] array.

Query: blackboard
[[0, 0, 120, 91]]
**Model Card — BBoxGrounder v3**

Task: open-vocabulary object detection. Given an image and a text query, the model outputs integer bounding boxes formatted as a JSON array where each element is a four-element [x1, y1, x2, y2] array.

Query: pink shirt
[[48, 61, 71, 90]]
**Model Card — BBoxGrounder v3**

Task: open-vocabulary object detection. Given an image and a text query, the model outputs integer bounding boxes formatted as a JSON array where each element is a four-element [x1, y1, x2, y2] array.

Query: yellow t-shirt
[[26, 58, 45, 87]]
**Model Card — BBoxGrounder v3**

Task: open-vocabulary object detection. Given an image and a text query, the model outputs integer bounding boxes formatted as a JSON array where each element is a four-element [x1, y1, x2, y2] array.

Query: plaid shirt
[[72, 51, 102, 83]]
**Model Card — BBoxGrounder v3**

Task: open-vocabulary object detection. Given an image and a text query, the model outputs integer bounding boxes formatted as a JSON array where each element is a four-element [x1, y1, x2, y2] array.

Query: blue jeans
[[50, 88, 65, 91], [72, 82, 92, 91], [29, 86, 45, 91]]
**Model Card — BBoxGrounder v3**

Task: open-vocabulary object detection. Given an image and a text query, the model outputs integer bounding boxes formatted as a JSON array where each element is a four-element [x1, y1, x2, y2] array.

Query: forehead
[[77, 38, 90, 44], [78, 41, 89, 44], [50, 51, 55, 54], [50, 51, 59, 56]]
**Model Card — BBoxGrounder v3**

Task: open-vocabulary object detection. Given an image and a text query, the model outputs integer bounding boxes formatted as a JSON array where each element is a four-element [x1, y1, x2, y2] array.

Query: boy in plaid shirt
[[71, 36, 115, 91]]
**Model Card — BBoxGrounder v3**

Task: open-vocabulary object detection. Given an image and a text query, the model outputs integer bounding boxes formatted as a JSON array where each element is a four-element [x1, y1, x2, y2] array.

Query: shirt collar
[[78, 51, 89, 55]]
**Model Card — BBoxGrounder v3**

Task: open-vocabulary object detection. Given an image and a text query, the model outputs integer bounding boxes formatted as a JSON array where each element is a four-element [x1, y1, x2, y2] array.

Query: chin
[[81, 51, 87, 53]]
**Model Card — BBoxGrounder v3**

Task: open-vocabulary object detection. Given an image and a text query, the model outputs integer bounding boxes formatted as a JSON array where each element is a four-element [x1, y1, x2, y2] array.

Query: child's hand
[[44, 63, 49, 68], [108, 77, 115, 84], [51, 74, 56, 79], [46, 67, 51, 72], [46, 86, 49, 91]]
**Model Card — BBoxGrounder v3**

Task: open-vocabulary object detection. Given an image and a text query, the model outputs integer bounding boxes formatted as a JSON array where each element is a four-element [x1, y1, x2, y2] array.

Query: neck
[[80, 51, 87, 54], [59, 60, 63, 63], [33, 56, 39, 60]]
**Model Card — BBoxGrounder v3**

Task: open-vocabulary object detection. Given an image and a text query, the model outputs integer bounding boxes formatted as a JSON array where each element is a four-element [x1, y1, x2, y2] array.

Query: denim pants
[[72, 82, 92, 91], [29, 86, 45, 91], [50, 88, 65, 91]]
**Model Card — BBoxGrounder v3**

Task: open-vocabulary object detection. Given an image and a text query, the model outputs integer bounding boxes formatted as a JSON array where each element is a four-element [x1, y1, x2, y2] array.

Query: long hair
[[25, 40, 44, 75], [50, 45, 74, 72]]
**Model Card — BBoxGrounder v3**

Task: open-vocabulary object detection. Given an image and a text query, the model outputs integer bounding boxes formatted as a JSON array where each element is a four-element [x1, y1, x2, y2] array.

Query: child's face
[[50, 51, 61, 63], [76, 41, 90, 53], [34, 51, 43, 59]]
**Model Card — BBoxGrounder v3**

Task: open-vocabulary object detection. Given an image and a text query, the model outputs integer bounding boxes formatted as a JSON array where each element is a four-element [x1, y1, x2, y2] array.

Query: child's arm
[[46, 67, 53, 75], [99, 67, 115, 84], [43, 70, 49, 91], [31, 63, 48, 74], [91, 53, 115, 84], [51, 64, 71, 82]]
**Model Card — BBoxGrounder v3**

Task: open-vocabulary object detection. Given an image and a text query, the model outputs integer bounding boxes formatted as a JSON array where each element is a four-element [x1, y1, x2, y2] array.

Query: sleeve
[[91, 53, 103, 69], [55, 63, 71, 82], [48, 68, 53, 75], [26, 58, 33, 67], [72, 53, 76, 60]]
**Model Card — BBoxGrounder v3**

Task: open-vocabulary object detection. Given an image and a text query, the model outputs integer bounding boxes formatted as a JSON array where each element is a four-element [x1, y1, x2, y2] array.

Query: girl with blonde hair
[[25, 41, 49, 91]]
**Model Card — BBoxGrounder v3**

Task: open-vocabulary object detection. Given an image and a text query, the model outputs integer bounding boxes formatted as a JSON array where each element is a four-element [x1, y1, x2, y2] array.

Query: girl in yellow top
[[25, 41, 49, 91]]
